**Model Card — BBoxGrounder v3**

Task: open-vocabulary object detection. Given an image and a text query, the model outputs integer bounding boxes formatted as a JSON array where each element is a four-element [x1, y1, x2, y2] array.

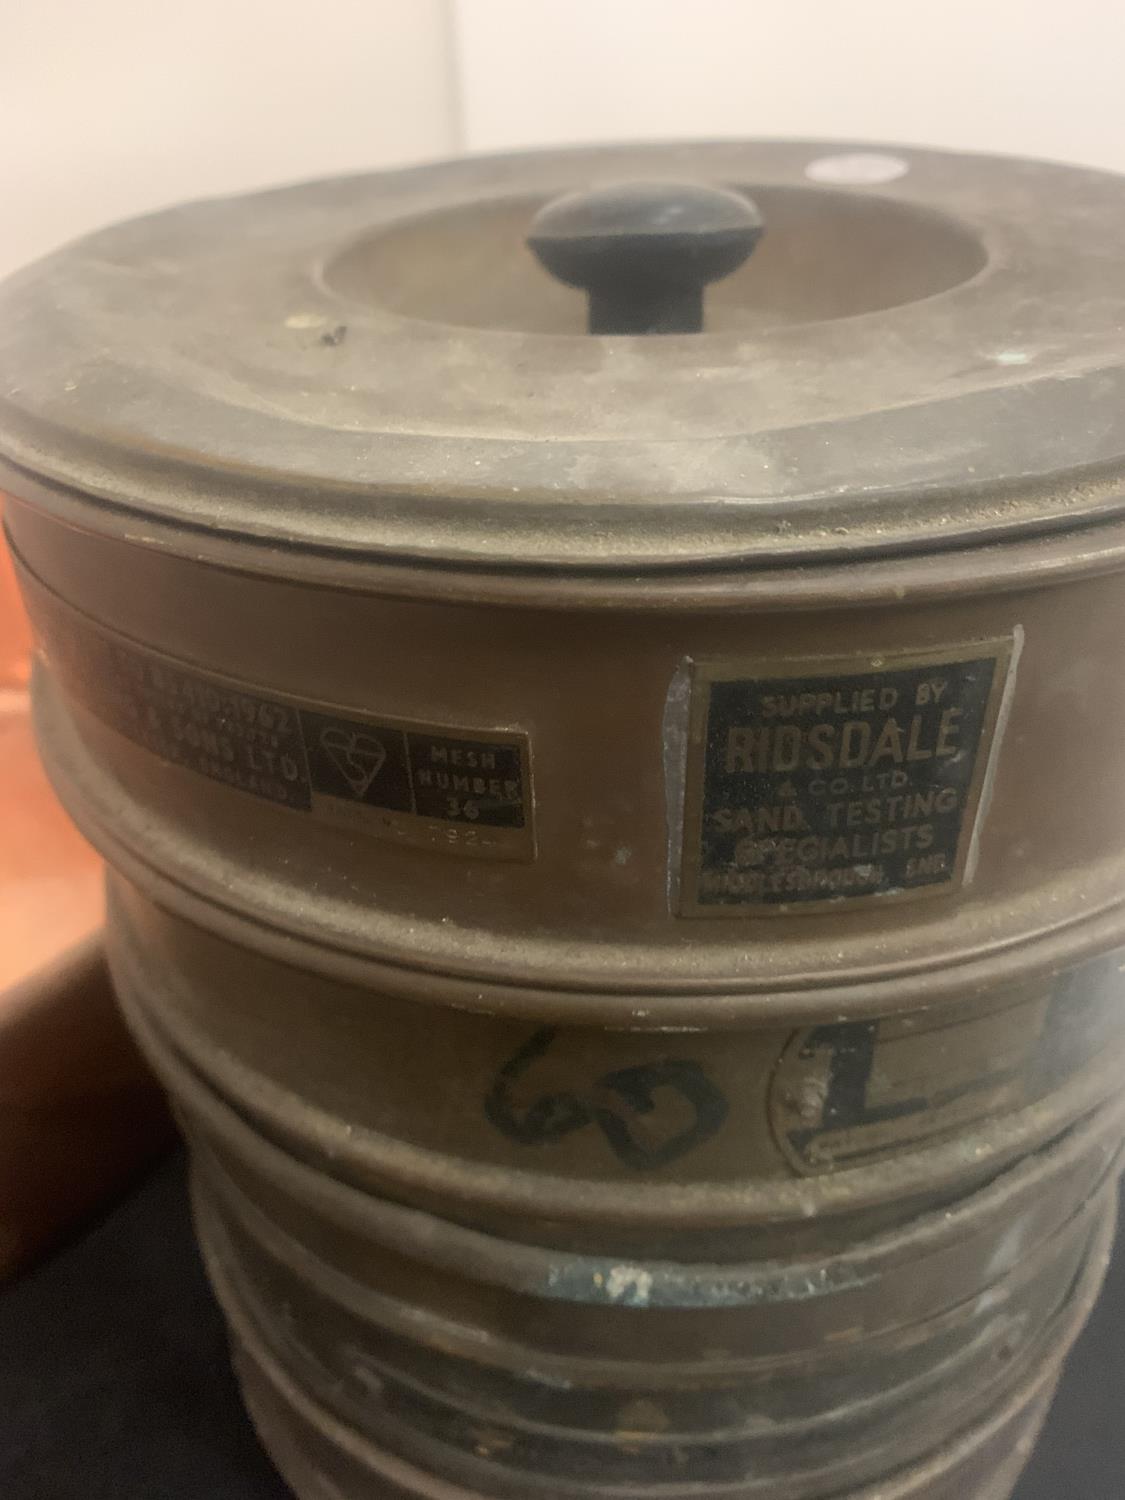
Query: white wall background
[[452, 0, 1125, 169], [3, 0, 1125, 276], [0, 0, 457, 276]]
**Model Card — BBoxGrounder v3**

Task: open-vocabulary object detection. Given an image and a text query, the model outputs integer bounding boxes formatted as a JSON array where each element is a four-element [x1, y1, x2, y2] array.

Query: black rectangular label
[[28, 585, 534, 861], [680, 643, 1012, 915]]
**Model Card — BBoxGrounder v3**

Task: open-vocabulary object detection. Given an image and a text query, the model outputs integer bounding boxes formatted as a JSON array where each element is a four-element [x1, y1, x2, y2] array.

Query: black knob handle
[[527, 180, 764, 335]]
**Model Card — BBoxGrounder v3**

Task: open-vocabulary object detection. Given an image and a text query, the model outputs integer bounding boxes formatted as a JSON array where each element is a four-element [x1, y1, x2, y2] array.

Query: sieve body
[[6, 490, 1125, 1499], [5, 139, 1125, 1498]]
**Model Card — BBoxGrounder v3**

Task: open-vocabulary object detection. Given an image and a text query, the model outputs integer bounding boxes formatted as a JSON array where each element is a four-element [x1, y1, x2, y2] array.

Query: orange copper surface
[[1, 520, 103, 991], [1, 510, 172, 1279], [0, 518, 32, 688]]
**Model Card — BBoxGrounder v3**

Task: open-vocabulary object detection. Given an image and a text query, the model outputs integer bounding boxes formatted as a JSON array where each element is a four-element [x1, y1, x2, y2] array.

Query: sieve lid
[[2, 139, 1125, 578]]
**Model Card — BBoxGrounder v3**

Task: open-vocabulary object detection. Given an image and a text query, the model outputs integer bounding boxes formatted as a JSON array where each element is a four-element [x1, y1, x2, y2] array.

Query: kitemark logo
[[15, 566, 535, 859], [300, 710, 413, 813], [318, 726, 388, 799]]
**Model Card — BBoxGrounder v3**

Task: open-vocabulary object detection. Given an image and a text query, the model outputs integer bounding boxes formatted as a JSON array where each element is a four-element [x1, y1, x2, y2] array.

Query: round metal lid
[[2, 139, 1125, 576]]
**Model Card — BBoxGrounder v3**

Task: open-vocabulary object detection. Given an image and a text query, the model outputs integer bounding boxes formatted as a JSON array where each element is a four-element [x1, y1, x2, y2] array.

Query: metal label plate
[[679, 641, 1013, 915], [769, 950, 1125, 1174], [25, 581, 534, 861]]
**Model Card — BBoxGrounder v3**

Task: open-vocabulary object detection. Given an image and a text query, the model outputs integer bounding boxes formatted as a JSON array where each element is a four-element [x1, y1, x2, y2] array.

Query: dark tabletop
[[0, 1152, 1120, 1499]]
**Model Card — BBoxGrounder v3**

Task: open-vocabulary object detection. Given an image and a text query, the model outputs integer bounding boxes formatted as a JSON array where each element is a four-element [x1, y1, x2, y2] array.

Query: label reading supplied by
[[29, 587, 533, 861], [680, 642, 1012, 915]]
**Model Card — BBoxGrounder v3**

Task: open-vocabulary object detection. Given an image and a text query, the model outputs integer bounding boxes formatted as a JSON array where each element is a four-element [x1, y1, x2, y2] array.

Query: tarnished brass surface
[[3, 140, 1125, 1497], [107, 881, 1125, 1256], [220, 1207, 1110, 1500]]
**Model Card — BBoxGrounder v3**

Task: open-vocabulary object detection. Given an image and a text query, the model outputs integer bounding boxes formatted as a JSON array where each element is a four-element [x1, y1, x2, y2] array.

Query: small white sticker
[[805, 152, 910, 186]]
